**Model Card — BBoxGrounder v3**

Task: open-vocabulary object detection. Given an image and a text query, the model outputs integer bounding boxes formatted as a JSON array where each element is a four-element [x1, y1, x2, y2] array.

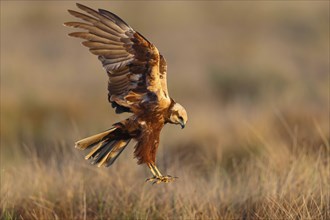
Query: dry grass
[[1, 1, 329, 219], [1, 132, 329, 219]]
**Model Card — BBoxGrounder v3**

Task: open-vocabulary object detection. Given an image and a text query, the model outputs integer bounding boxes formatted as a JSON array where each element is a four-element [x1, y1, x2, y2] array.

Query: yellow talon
[[146, 163, 177, 184]]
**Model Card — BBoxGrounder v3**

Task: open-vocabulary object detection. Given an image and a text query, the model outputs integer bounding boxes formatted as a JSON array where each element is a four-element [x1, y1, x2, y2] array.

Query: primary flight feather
[[65, 3, 188, 184]]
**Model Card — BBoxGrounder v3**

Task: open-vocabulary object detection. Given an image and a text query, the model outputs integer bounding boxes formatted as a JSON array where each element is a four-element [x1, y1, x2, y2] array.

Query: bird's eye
[[178, 116, 183, 122]]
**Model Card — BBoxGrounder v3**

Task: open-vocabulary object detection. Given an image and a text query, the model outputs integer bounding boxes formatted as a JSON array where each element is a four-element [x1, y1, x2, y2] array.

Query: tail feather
[[75, 127, 131, 167], [105, 139, 131, 166], [91, 140, 115, 165], [75, 127, 116, 150], [97, 139, 130, 167], [84, 140, 108, 160]]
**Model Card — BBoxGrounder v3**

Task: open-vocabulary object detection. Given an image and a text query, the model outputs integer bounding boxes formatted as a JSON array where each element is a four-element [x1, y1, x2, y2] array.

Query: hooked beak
[[180, 121, 186, 129]]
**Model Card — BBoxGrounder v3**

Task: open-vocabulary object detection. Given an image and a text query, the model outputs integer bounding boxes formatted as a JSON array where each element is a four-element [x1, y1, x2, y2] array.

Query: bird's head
[[168, 103, 188, 129]]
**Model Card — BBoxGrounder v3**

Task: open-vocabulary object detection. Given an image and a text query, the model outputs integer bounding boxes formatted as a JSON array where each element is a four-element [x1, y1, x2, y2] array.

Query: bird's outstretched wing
[[65, 3, 170, 114]]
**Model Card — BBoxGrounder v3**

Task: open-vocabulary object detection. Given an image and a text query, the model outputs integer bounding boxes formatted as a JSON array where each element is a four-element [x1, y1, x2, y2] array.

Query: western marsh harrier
[[65, 3, 188, 184]]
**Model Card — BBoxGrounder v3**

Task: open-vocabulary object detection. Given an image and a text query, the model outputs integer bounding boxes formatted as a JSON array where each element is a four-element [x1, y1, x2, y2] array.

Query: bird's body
[[65, 3, 187, 184]]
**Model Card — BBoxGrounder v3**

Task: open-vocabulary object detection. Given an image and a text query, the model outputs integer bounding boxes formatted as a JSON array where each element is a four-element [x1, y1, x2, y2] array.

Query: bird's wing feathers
[[159, 55, 169, 99], [65, 3, 170, 114]]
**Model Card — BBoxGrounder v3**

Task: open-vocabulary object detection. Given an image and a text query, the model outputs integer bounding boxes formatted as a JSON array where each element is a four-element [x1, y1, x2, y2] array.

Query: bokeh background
[[1, 1, 329, 219]]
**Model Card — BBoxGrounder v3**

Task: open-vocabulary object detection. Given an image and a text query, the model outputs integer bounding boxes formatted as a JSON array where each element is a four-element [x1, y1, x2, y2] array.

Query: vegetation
[[1, 1, 329, 219]]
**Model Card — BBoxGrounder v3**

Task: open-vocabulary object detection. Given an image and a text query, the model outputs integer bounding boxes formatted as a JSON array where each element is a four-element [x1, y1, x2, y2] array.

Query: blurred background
[[1, 1, 329, 219]]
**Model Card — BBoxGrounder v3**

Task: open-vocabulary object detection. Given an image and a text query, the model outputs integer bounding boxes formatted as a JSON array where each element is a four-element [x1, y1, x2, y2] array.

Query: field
[[1, 1, 329, 219]]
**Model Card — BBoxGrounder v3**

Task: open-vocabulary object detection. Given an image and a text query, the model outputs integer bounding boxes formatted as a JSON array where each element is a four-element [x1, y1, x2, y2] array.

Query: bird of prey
[[64, 3, 188, 184]]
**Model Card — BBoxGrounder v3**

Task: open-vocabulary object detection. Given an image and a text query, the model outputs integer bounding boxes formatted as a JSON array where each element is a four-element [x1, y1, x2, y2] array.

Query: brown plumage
[[65, 3, 188, 184]]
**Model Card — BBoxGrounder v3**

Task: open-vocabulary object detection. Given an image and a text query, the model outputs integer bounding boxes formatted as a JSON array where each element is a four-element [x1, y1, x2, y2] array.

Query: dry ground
[[1, 1, 329, 219]]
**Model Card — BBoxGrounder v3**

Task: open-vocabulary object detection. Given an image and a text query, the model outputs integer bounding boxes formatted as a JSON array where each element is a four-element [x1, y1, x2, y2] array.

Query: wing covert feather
[[65, 3, 170, 114]]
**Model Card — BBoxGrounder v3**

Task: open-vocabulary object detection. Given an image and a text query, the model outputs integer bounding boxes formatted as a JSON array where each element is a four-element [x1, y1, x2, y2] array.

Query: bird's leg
[[145, 163, 177, 184], [151, 164, 178, 184], [152, 164, 163, 176], [145, 163, 159, 183], [146, 163, 162, 183], [147, 163, 157, 177]]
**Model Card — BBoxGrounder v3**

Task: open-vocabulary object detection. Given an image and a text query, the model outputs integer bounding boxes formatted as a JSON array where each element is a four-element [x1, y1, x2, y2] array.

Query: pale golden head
[[168, 103, 188, 129]]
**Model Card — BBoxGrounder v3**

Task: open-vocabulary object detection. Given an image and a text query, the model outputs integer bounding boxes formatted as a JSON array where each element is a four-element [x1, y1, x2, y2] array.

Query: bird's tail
[[75, 127, 131, 167]]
